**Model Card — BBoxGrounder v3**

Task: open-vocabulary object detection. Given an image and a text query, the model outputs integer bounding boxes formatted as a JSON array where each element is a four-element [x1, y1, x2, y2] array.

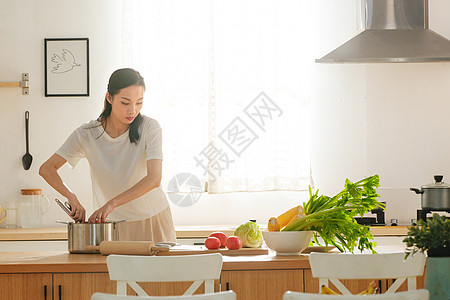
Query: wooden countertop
[[0, 226, 409, 241], [0, 245, 407, 274], [0, 227, 68, 241], [0, 251, 309, 273]]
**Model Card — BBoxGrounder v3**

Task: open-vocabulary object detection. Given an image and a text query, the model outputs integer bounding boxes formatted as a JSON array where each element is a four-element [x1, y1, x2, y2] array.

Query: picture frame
[[44, 38, 90, 97]]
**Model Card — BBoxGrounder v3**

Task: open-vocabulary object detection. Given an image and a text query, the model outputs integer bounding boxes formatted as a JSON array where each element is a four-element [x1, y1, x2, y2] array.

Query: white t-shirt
[[56, 115, 169, 221]]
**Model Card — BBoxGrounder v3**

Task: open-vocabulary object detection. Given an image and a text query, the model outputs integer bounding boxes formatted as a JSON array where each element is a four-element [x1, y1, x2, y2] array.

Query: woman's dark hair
[[98, 68, 145, 144]]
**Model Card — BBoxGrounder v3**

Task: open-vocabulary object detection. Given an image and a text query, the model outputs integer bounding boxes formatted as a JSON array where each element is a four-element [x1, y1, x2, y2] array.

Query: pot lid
[[422, 175, 450, 189]]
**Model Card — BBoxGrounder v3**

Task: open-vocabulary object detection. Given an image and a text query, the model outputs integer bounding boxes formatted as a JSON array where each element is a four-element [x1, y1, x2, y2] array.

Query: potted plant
[[403, 213, 449, 300]]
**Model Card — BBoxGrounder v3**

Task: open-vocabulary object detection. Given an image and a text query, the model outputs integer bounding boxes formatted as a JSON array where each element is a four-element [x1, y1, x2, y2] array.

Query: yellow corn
[[285, 213, 302, 228], [267, 217, 281, 231], [277, 205, 302, 228]]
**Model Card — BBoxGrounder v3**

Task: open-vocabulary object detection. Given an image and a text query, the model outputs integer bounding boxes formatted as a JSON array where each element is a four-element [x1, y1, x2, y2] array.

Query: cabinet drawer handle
[[44, 285, 47, 300], [226, 282, 230, 291], [59, 285, 62, 300]]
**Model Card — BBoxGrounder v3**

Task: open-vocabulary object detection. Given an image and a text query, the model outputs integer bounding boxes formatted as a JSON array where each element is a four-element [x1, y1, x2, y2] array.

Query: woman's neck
[[103, 116, 129, 138]]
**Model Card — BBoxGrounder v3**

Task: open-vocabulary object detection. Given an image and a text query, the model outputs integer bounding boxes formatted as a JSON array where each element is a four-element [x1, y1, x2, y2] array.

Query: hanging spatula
[[22, 111, 33, 170]]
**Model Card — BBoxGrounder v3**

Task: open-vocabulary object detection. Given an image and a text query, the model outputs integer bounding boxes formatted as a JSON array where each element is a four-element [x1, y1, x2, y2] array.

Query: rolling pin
[[85, 241, 170, 256]]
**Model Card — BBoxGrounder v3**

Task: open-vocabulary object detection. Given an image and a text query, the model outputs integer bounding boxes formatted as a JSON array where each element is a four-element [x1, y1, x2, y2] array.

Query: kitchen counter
[[0, 250, 310, 273], [0, 245, 407, 274], [0, 245, 420, 300], [0, 225, 409, 241]]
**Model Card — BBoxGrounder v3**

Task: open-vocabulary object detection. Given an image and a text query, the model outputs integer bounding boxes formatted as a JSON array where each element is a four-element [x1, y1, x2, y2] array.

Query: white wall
[[311, 0, 450, 225], [0, 0, 123, 226], [1, 0, 449, 229]]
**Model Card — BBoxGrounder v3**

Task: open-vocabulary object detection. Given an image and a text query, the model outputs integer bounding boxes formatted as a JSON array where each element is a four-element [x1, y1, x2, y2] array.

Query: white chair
[[91, 291, 237, 300], [106, 253, 223, 296], [283, 290, 429, 300], [309, 252, 426, 295]]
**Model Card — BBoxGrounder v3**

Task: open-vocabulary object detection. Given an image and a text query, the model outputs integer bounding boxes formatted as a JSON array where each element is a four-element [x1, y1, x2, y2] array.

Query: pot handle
[[111, 219, 126, 224], [434, 175, 443, 183], [410, 188, 424, 194], [55, 220, 71, 224]]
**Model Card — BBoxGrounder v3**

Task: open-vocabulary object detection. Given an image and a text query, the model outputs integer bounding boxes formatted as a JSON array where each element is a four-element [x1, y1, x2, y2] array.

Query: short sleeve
[[144, 119, 163, 161], [55, 128, 86, 168]]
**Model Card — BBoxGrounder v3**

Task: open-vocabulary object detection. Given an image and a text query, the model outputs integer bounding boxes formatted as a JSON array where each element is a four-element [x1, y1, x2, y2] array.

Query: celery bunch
[[283, 175, 384, 253]]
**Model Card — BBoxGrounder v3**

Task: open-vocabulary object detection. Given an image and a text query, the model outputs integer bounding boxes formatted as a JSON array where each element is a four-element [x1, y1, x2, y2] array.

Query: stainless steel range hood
[[316, 0, 450, 63]]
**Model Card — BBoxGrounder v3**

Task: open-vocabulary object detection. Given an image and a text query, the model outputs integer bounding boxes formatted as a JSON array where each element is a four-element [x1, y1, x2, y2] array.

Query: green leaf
[[283, 175, 382, 253]]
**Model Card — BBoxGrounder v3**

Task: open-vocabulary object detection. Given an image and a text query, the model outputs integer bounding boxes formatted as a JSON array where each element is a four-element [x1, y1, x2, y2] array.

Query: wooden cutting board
[[89, 241, 268, 256], [155, 245, 269, 256]]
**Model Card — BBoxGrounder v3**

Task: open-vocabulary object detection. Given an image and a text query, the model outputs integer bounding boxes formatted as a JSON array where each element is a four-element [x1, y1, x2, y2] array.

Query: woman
[[39, 68, 176, 242]]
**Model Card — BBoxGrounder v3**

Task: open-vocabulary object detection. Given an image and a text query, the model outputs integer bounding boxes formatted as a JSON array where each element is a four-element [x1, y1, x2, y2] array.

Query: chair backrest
[[283, 289, 429, 300], [91, 291, 237, 300], [106, 254, 223, 296], [309, 252, 426, 295]]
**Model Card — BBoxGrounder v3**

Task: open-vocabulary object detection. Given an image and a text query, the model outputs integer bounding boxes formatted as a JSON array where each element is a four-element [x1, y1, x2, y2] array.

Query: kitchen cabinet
[[53, 273, 116, 300], [304, 269, 425, 294], [0, 273, 53, 300], [221, 269, 303, 300], [386, 275, 425, 292], [304, 269, 384, 294], [0, 246, 419, 299], [0, 272, 209, 300], [0, 272, 114, 300], [132, 281, 219, 296]]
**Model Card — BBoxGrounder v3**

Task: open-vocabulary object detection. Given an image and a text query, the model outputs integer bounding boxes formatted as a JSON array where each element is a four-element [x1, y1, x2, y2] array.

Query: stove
[[417, 209, 450, 222], [354, 202, 386, 226]]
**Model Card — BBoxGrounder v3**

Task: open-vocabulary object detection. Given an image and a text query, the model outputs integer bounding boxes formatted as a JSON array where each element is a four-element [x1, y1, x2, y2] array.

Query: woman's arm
[[88, 159, 163, 223], [39, 154, 86, 222]]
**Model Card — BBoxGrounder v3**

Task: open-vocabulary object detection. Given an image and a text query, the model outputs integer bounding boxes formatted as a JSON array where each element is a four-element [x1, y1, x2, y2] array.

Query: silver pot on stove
[[410, 175, 450, 211]]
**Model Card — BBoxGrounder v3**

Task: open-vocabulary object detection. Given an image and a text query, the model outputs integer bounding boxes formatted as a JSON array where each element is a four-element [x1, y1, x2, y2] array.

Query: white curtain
[[122, 0, 313, 193]]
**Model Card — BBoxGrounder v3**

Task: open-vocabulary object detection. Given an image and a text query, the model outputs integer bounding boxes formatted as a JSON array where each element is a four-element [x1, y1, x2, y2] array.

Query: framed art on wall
[[44, 38, 90, 97]]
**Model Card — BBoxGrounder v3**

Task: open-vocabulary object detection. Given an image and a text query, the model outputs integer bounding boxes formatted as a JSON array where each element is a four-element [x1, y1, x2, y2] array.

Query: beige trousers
[[117, 206, 176, 243]]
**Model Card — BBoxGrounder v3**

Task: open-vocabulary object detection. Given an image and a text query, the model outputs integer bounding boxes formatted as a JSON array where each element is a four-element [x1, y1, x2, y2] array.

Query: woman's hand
[[67, 193, 86, 223], [88, 201, 116, 223], [39, 154, 86, 222]]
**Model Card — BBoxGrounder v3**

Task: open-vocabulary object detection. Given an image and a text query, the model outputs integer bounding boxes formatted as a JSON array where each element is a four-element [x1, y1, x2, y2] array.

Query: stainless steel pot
[[410, 175, 450, 211], [58, 221, 123, 254]]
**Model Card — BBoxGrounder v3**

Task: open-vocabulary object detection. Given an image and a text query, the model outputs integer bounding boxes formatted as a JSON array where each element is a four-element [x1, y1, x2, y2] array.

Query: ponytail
[[98, 68, 146, 144]]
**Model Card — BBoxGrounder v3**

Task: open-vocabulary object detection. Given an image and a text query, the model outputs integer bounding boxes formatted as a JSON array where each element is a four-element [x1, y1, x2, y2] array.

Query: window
[[123, 0, 313, 193]]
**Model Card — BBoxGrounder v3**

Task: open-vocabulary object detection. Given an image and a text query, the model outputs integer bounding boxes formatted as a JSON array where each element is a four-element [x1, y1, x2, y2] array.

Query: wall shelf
[[0, 73, 29, 95]]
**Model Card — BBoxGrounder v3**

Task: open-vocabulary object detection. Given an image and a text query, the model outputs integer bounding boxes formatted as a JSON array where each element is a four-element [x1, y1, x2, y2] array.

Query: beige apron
[[117, 206, 176, 243]]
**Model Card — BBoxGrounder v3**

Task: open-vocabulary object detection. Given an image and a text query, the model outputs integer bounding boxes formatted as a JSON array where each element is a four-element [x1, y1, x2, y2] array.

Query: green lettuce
[[234, 221, 263, 248]]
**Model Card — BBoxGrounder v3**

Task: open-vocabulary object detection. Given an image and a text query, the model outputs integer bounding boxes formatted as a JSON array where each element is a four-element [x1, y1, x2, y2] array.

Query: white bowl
[[263, 231, 313, 255]]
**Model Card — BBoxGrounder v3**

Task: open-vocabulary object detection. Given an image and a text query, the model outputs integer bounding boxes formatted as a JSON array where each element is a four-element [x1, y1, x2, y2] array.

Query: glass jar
[[6, 201, 18, 228], [19, 189, 50, 228]]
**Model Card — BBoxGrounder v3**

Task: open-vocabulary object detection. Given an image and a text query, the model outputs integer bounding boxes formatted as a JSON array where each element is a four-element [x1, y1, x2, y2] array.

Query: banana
[[321, 285, 340, 295], [358, 281, 377, 295], [358, 289, 368, 295]]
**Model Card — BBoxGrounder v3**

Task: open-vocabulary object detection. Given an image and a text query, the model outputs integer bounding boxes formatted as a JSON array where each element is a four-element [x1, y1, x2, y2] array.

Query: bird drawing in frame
[[51, 49, 81, 74]]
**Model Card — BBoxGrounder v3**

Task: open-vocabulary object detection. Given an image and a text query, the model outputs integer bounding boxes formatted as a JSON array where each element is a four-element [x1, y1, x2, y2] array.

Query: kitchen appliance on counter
[[354, 202, 386, 226], [411, 175, 450, 222]]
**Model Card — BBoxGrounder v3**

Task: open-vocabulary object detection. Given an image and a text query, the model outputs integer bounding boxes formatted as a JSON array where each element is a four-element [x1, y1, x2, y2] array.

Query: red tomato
[[209, 232, 228, 247], [205, 237, 221, 250], [226, 236, 242, 250]]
